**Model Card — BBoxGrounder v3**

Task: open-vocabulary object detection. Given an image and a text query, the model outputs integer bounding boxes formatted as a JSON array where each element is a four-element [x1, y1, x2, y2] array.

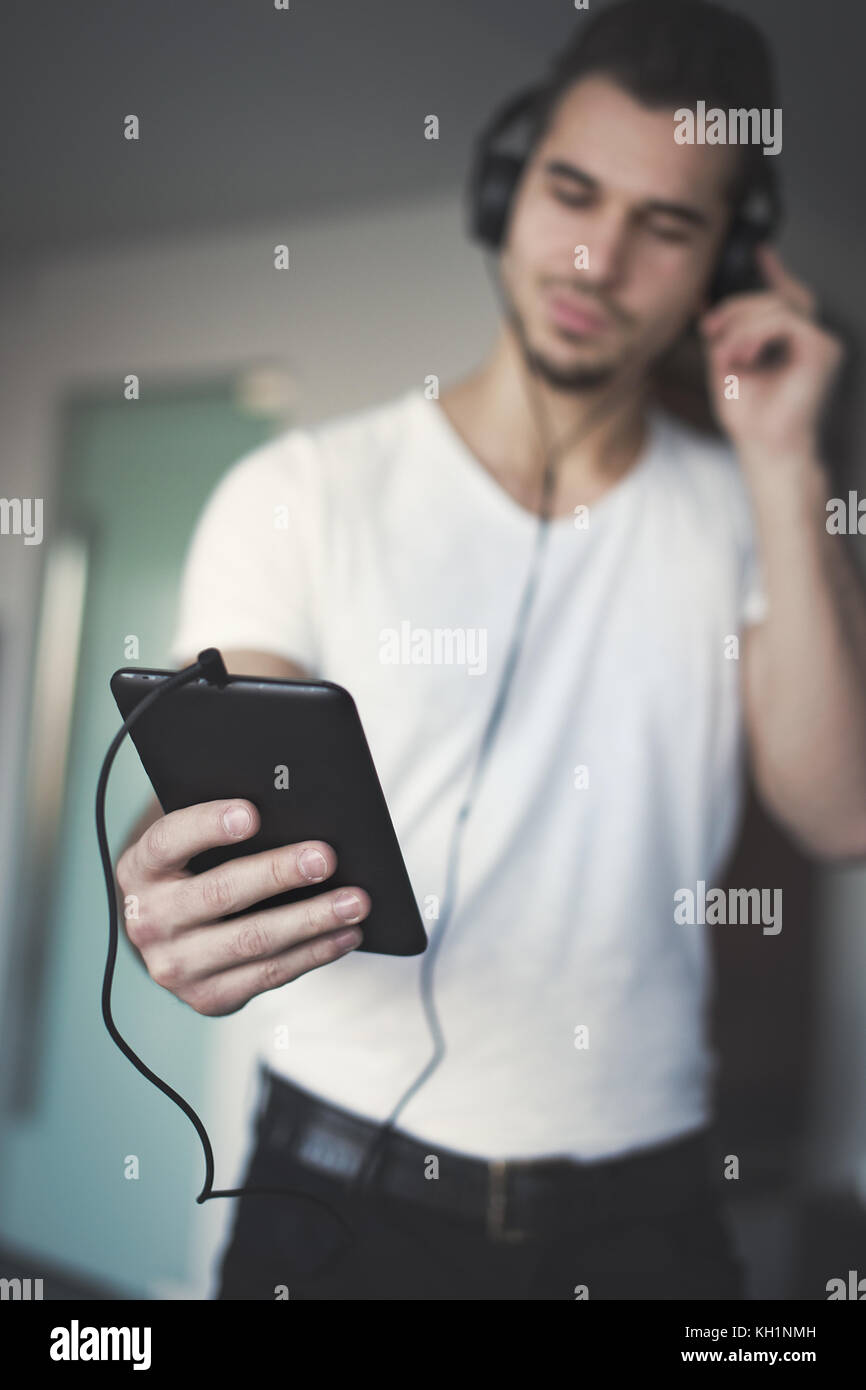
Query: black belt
[[253, 1067, 716, 1244]]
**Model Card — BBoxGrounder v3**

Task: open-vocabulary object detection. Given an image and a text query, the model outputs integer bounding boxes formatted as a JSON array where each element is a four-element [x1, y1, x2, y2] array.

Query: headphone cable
[[97, 649, 359, 1280], [97, 256, 650, 1269], [350, 252, 650, 1189]]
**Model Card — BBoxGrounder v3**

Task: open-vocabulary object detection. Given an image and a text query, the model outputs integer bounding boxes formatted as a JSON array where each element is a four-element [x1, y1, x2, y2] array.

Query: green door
[[0, 378, 278, 1297]]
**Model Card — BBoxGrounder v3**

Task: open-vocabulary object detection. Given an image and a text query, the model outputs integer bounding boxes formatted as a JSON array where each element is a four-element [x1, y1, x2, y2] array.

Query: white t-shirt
[[169, 385, 767, 1162]]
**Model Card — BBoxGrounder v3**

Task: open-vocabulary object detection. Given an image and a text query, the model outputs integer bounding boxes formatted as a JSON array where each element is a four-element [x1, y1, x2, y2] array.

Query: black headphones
[[466, 84, 782, 306]]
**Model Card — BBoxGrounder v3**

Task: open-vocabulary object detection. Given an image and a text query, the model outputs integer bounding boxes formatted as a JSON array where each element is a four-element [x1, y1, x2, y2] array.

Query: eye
[[647, 222, 691, 244], [550, 186, 592, 209]]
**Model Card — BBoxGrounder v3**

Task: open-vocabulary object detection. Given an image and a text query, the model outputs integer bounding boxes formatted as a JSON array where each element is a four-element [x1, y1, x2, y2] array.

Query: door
[[0, 375, 280, 1297]]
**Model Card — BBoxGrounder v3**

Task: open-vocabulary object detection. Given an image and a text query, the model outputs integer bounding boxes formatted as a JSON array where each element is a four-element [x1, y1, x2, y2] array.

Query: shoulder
[[306, 387, 422, 456], [212, 387, 422, 502], [651, 407, 754, 526], [652, 408, 739, 487]]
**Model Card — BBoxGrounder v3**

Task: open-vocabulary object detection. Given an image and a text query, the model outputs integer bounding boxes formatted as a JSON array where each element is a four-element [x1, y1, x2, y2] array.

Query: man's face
[[499, 74, 741, 392]]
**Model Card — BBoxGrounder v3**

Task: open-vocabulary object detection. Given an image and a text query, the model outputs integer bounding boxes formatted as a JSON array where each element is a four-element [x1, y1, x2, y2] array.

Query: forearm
[[742, 450, 866, 857]]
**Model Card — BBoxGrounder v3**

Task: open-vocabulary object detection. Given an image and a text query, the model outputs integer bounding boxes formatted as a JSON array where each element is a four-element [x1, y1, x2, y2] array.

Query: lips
[[547, 292, 610, 335]]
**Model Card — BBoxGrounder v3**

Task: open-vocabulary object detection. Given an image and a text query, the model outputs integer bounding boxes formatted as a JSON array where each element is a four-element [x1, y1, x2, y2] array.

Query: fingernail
[[334, 891, 362, 922], [299, 848, 327, 882], [223, 805, 251, 836], [335, 927, 363, 950]]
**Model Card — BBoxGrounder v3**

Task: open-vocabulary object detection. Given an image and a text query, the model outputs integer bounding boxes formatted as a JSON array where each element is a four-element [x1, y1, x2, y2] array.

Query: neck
[[439, 327, 653, 513]]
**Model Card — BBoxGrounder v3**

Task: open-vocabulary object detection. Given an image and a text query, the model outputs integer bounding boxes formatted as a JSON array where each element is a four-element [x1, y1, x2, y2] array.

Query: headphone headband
[[467, 83, 783, 300]]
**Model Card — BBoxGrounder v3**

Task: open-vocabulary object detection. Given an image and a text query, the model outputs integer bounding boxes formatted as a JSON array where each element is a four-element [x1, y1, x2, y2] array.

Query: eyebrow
[[543, 159, 710, 228]]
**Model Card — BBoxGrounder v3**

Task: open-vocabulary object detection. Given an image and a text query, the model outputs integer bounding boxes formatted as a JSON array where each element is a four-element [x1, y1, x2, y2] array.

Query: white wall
[[0, 187, 864, 1287]]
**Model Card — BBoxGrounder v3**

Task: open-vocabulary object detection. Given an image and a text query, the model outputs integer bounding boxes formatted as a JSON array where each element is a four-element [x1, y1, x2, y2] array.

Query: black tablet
[[110, 666, 427, 957]]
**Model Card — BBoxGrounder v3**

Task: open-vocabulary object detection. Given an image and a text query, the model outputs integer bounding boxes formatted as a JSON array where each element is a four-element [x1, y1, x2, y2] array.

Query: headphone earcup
[[708, 217, 770, 305], [470, 151, 525, 249]]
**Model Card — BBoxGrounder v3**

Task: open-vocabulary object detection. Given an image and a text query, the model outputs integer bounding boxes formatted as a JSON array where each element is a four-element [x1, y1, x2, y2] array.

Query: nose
[[578, 211, 631, 291]]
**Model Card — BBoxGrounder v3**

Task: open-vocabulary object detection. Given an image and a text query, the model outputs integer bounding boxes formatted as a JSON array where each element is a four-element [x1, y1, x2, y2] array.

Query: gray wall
[[1, 0, 865, 1285]]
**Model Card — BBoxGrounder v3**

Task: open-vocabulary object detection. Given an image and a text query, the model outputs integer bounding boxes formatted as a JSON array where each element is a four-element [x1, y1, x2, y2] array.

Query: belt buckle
[[486, 1160, 527, 1243], [292, 1113, 369, 1183]]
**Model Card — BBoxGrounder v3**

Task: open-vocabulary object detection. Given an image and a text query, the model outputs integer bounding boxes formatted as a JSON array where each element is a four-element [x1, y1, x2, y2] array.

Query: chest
[[314, 487, 744, 767]]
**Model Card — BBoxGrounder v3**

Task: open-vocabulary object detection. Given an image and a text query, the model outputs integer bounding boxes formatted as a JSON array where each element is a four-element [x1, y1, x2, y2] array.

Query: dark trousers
[[217, 1074, 747, 1301]]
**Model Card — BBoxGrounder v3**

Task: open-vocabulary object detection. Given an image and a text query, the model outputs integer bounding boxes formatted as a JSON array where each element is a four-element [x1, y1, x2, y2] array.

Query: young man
[[116, 0, 866, 1300]]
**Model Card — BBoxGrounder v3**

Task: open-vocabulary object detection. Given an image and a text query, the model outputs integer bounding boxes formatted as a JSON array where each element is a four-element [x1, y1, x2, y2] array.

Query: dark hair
[[529, 0, 779, 207]]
